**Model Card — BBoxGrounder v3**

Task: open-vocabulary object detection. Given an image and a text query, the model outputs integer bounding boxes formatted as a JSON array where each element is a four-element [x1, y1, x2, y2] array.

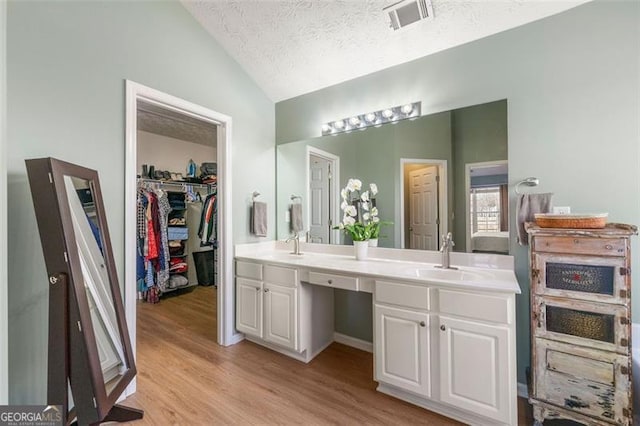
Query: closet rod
[[137, 178, 216, 192]]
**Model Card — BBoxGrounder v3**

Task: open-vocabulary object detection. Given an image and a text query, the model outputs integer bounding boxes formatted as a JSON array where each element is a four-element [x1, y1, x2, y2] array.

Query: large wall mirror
[[26, 158, 142, 425], [277, 99, 509, 254]]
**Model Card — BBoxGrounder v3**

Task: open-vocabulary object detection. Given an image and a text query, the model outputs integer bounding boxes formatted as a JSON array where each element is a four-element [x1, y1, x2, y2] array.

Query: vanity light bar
[[321, 101, 421, 136]]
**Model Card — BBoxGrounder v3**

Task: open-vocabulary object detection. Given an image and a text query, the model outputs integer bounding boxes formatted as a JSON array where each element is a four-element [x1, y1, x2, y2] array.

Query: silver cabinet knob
[[255, 287, 260, 291], [328, 279, 333, 285], [440, 325, 446, 331], [419, 321, 426, 327], [264, 288, 269, 293]]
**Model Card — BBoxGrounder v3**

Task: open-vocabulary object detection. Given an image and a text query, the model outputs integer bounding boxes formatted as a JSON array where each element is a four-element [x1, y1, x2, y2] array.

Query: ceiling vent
[[384, 0, 434, 31]]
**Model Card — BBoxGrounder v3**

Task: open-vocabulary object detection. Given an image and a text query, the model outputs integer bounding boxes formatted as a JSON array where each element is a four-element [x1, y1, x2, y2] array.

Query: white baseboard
[[333, 332, 373, 353], [517, 382, 528, 398]]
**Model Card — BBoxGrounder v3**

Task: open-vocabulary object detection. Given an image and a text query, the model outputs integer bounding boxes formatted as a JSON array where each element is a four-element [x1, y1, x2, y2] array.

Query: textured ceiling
[[137, 101, 217, 147], [182, 0, 590, 102]]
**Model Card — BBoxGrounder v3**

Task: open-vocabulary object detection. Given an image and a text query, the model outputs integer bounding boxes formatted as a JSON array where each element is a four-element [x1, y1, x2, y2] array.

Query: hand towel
[[291, 203, 303, 233], [252, 201, 268, 237], [516, 193, 553, 246]]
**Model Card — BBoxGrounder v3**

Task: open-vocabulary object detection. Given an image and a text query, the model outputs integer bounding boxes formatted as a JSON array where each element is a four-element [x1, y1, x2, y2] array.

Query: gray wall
[[0, 0, 7, 405], [276, 0, 640, 384], [7, 0, 274, 403], [452, 101, 508, 251]]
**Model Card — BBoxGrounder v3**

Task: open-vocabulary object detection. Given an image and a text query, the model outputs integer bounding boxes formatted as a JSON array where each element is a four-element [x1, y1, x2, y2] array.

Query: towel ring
[[515, 177, 540, 194]]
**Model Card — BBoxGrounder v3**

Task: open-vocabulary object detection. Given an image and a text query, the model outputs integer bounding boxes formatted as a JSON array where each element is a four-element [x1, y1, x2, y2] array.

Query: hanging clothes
[[136, 185, 171, 302], [198, 193, 217, 247]]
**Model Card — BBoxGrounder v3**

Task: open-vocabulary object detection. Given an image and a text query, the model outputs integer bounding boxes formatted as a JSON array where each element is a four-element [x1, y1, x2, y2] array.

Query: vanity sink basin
[[410, 267, 494, 282]]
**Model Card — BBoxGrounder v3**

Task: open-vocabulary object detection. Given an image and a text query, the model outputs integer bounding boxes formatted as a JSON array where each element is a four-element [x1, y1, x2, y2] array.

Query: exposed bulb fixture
[[321, 102, 421, 136]]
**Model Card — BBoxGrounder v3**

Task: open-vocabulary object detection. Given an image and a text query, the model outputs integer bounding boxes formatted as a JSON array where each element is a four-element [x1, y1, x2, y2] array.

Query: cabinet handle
[[255, 287, 260, 291], [264, 289, 269, 293], [419, 321, 426, 327], [605, 244, 613, 250], [328, 279, 333, 285], [440, 325, 446, 331]]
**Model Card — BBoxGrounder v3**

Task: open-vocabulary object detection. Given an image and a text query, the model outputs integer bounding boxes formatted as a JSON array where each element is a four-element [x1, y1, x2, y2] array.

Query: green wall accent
[[276, 0, 640, 384], [452, 101, 508, 251], [7, 0, 274, 403]]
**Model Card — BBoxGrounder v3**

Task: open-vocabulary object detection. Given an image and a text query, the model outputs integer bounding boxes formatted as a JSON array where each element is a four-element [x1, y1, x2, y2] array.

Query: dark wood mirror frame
[[26, 158, 143, 425]]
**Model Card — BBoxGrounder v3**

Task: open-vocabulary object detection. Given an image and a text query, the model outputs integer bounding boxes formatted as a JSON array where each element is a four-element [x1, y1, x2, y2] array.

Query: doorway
[[400, 159, 447, 250], [306, 146, 339, 244], [124, 81, 234, 396]]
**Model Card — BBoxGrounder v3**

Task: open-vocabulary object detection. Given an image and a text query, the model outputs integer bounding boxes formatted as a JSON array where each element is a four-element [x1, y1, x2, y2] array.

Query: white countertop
[[235, 242, 521, 294]]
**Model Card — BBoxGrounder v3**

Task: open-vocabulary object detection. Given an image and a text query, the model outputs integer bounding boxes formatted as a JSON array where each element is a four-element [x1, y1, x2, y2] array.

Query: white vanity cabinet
[[235, 260, 335, 361], [374, 280, 517, 426], [374, 304, 431, 397], [236, 261, 299, 350]]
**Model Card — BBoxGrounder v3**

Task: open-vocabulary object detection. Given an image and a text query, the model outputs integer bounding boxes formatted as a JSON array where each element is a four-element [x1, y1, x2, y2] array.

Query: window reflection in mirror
[[276, 99, 508, 253], [63, 176, 127, 395], [466, 161, 509, 254]]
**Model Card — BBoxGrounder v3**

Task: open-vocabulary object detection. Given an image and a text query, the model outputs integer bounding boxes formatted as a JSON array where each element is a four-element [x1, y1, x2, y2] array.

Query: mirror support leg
[[47, 272, 70, 423], [97, 404, 144, 424]]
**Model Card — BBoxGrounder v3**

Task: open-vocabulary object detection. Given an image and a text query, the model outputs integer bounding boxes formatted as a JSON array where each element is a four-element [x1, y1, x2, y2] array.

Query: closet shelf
[[138, 178, 216, 192]]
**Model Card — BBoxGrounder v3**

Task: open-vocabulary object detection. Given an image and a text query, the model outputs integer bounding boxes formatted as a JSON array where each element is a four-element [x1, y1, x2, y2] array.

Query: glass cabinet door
[[533, 253, 629, 304]]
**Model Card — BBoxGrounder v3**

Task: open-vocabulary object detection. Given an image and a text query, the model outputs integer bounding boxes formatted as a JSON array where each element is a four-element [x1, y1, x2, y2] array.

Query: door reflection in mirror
[[64, 176, 127, 394]]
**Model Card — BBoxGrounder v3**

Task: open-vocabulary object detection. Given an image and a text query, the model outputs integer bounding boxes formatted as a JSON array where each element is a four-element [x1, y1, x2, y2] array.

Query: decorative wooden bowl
[[534, 213, 608, 229]]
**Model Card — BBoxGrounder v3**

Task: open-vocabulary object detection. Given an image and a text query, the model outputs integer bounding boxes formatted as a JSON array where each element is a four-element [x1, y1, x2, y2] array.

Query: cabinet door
[[264, 283, 298, 351], [236, 278, 263, 338], [439, 315, 510, 424], [374, 304, 430, 397]]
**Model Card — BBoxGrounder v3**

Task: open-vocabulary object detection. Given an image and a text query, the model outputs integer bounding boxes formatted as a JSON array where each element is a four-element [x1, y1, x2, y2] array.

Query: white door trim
[[124, 81, 234, 396], [399, 159, 448, 250], [0, 0, 7, 404], [464, 160, 508, 252], [306, 146, 340, 244]]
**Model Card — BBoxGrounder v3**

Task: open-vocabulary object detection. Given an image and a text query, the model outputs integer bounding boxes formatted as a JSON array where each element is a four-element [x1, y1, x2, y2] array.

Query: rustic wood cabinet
[[527, 224, 637, 425]]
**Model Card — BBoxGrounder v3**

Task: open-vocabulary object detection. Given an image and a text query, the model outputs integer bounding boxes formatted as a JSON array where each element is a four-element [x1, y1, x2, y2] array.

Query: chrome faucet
[[286, 233, 302, 255], [436, 232, 457, 270]]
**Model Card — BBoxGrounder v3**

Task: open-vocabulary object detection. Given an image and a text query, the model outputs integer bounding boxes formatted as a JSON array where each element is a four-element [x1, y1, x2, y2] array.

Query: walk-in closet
[[135, 100, 218, 328]]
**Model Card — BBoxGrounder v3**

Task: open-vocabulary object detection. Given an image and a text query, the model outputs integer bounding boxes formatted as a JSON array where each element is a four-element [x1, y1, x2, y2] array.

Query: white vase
[[368, 239, 378, 247], [354, 240, 369, 260]]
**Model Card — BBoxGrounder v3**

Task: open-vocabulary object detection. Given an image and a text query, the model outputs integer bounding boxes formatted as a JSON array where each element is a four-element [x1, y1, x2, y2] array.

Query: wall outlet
[[285, 211, 291, 222], [553, 206, 571, 215]]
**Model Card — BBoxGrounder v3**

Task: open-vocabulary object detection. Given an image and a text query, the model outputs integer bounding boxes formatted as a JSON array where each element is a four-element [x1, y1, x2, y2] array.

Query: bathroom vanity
[[234, 241, 521, 425]]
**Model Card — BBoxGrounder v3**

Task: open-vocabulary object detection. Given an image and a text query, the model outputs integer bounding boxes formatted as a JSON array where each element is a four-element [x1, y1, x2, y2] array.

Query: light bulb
[[382, 109, 394, 119], [365, 112, 377, 123], [334, 120, 345, 129], [349, 116, 361, 126], [401, 104, 413, 115]]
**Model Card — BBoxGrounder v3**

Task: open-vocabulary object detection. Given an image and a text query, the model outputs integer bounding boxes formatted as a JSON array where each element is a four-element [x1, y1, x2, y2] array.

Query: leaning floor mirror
[[26, 158, 143, 425]]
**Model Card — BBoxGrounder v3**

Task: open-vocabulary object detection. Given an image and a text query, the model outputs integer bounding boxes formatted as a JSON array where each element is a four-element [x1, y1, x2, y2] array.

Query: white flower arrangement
[[334, 179, 388, 241]]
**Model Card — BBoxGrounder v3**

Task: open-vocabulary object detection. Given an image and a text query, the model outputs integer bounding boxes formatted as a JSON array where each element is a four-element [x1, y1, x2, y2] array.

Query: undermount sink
[[409, 267, 494, 282]]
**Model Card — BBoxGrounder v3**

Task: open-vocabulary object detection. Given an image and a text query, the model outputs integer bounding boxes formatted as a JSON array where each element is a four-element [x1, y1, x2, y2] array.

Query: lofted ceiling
[[181, 0, 590, 102]]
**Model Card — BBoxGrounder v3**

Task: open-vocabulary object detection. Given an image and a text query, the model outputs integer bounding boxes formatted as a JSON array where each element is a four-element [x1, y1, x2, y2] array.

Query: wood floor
[[123, 285, 537, 425]]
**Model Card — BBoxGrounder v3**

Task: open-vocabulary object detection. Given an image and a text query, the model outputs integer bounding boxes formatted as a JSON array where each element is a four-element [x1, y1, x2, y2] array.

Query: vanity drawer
[[308, 271, 358, 291], [438, 289, 511, 324], [264, 265, 298, 287], [236, 261, 263, 280], [534, 236, 626, 257], [375, 281, 429, 310]]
